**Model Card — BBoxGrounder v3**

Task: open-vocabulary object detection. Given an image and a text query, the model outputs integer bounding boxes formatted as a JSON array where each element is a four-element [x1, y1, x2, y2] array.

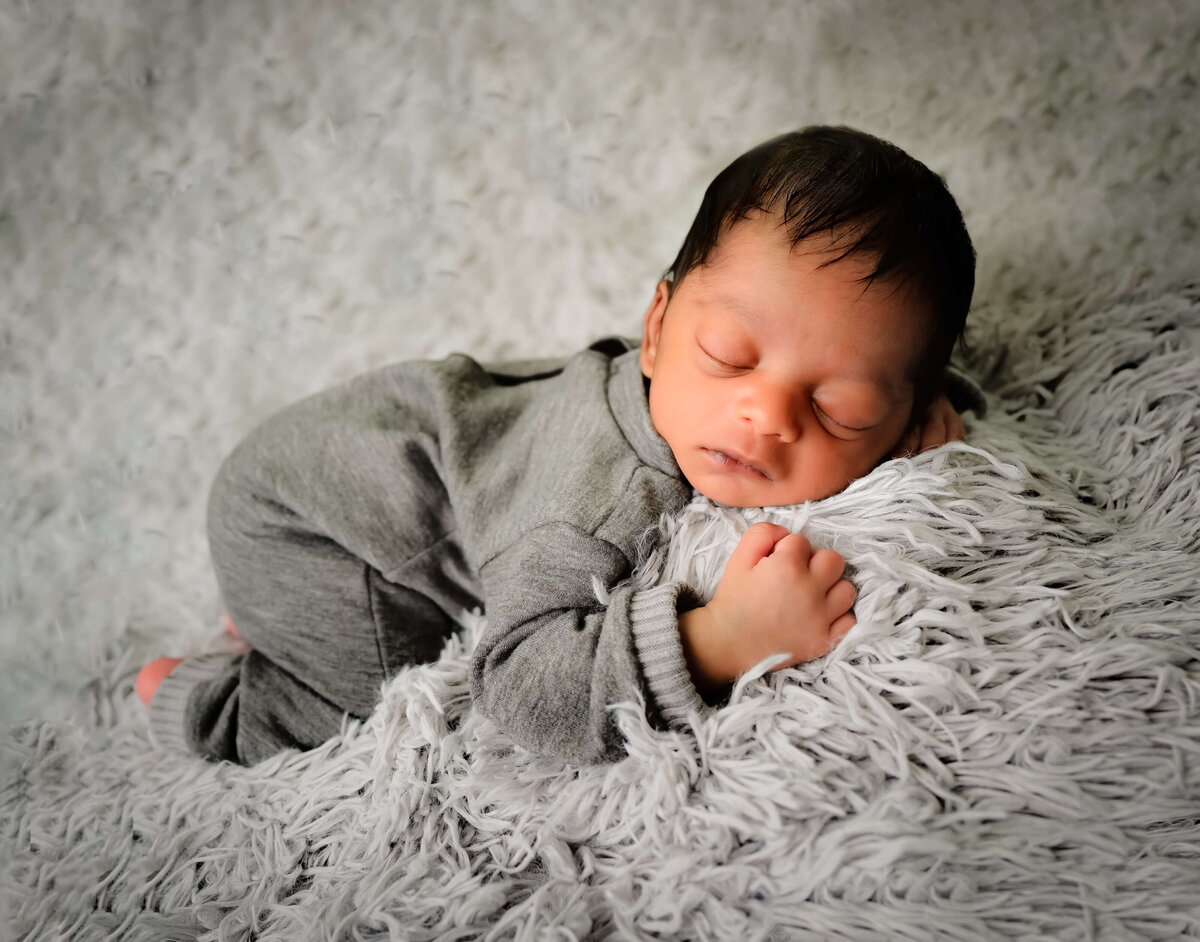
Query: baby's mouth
[[704, 448, 770, 479]]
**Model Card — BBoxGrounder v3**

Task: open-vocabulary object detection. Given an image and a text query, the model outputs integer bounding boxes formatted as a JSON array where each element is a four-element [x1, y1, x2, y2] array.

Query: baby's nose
[[742, 385, 800, 442]]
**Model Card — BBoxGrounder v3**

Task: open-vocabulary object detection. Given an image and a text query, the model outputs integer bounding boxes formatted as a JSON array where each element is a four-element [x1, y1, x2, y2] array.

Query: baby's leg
[[146, 458, 463, 765]]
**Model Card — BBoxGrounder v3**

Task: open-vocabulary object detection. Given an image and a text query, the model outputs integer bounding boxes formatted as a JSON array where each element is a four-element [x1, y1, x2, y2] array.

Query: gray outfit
[[150, 340, 704, 765], [150, 339, 987, 766]]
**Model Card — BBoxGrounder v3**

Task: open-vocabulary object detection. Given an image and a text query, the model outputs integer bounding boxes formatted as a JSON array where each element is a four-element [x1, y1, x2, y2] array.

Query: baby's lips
[[707, 446, 771, 478]]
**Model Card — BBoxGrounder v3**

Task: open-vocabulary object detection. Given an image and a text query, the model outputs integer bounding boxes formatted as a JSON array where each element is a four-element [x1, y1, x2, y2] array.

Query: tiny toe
[[137, 657, 184, 706]]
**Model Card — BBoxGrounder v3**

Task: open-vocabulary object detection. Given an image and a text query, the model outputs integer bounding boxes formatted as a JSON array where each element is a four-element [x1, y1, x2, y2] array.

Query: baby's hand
[[893, 391, 965, 457], [678, 522, 856, 692]]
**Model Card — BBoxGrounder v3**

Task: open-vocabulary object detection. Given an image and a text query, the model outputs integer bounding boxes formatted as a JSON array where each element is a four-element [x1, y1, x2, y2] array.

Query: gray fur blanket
[[3, 1, 1199, 939]]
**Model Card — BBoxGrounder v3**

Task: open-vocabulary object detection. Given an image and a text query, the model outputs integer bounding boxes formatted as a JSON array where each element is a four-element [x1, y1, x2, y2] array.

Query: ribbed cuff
[[630, 582, 708, 728], [148, 652, 242, 754]]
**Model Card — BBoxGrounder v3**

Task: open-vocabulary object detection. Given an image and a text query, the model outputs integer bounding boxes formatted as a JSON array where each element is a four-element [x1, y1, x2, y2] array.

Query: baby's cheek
[[816, 445, 882, 495]]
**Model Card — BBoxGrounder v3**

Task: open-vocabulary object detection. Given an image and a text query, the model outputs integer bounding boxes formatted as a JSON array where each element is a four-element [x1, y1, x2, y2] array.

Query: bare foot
[[136, 657, 184, 706], [221, 613, 253, 654]]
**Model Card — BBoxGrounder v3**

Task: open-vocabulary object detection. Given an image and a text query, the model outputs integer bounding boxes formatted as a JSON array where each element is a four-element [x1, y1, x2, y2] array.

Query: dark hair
[[665, 125, 975, 423]]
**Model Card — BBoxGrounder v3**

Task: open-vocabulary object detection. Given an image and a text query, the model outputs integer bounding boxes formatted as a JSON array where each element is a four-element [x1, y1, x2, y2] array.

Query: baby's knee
[[205, 442, 284, 570]]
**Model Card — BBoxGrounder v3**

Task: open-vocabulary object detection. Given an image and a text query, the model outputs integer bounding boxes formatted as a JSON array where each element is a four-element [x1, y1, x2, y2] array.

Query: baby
[[138, 125, 981, 765]]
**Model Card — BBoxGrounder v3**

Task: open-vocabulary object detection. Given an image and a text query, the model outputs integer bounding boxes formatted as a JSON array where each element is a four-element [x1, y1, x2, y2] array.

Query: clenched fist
[[678, 521, 856, 693], [892, 391, 965, 458]]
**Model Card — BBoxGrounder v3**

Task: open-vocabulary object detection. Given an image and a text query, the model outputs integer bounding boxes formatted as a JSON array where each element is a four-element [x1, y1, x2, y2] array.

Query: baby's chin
[[688, 473, 842, 509]]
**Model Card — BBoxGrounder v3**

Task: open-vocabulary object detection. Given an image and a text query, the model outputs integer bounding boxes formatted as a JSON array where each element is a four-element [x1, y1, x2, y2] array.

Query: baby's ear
[[639, 280, 672, 379]]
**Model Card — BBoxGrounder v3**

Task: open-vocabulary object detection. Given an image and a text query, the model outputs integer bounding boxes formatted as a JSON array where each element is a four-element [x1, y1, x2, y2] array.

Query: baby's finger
[[825, 578, 857, 618], [920, 413, 947, 453], [891, 425, 920, 459], [728, 521, 791, 571], [830, 611, 857, 643], [948, 411, 966, 442], [772, 532, 814, 567], [808, 548, 845, 587]]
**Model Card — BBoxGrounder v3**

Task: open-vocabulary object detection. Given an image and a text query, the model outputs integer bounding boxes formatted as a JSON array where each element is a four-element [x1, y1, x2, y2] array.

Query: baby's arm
[[677, 522, 856, 693], [470, 524, 706, 764], [471, 520, 854, 760]]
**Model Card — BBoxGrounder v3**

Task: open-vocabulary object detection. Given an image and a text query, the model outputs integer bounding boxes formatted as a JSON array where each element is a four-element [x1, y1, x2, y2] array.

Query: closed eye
[[814, 402, 871, 433], [698, 344, 751, 372]]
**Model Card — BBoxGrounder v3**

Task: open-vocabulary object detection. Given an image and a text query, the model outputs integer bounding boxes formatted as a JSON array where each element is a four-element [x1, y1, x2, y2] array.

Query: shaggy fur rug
[[3, 1, 1199, 939]]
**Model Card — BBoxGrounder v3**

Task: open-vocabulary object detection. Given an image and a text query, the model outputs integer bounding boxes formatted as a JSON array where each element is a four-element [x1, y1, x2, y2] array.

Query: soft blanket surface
[[3, 1, 1199, 939]]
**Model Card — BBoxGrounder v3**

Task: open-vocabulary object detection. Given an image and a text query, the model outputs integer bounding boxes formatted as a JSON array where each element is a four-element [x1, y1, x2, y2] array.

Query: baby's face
[[640, 212, 927, 508]]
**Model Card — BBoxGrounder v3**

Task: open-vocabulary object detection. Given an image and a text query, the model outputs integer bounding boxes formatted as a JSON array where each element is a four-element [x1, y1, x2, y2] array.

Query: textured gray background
[[2, 0, 1197, 731]]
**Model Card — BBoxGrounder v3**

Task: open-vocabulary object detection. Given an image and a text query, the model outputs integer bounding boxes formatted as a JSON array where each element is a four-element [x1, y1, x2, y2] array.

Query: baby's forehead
[[697, 234, 924, 319], [692, 246, 930, 383], [706, 214, 886, 279]]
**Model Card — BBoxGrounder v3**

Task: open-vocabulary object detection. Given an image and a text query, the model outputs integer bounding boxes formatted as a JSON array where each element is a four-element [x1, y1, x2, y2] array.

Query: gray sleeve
[[469, 521, 706, 764], [945, 365, 988, 417]]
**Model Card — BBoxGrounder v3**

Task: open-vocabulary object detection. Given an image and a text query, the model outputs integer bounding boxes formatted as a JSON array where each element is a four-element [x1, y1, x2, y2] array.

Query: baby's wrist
[[678, 605, 737, 693]]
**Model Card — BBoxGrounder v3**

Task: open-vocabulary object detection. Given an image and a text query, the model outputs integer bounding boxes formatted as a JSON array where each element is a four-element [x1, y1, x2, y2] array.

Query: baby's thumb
[[892, 425, 920, 459], [726, 522, 789, 572]]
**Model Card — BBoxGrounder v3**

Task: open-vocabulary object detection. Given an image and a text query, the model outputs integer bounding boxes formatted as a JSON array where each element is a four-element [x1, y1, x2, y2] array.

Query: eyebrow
[[709, 293, 764, 324], [824, 369, 911, 409], [826, 381, 907, 415]]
